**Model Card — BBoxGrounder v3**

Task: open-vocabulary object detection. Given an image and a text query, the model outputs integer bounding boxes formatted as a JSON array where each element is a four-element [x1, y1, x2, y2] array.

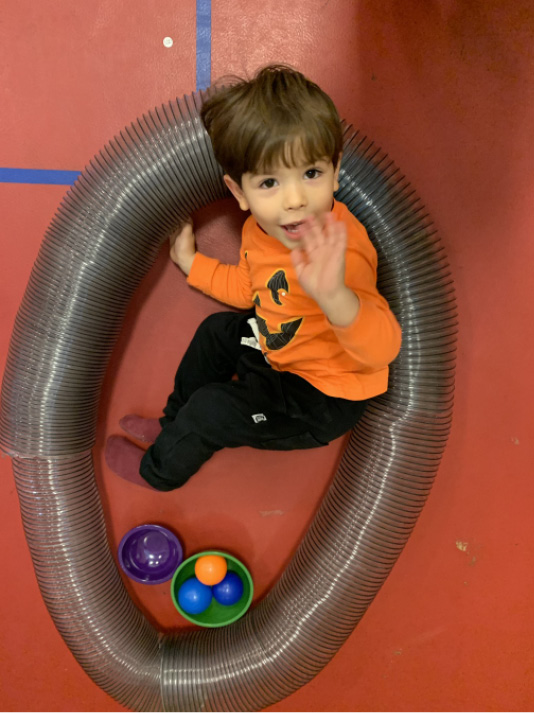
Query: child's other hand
[[290, 214, 360, 327], [170, 220, 196, 275]]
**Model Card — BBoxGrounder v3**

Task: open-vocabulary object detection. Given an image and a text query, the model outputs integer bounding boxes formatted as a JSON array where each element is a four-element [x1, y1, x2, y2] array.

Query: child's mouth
[[280, 221, 305, 240]]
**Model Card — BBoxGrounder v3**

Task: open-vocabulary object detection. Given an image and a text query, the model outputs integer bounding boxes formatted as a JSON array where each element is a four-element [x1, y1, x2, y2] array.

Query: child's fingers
[[301, 215, 324, 253], [299, 221, 314, 254], [300, 214, 347, 258], [171, 218, 193, 237], [169, 221, 196, 263], [290, 247, 307, 276], [325, 215, 347, 251]]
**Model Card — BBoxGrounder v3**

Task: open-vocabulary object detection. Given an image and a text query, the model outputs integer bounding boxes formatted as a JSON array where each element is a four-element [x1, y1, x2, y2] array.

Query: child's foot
[[105, 435, 156, 490], [119, 414, 162, 444]]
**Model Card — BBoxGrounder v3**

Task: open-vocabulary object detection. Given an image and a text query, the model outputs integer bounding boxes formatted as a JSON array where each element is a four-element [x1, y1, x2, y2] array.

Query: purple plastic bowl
[[118, 524, 183, 585]]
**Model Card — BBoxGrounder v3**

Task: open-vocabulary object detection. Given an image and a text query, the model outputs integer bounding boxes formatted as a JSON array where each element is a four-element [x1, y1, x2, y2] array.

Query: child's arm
[[291, 213, 401, 370], [169, 221, 254, 309]]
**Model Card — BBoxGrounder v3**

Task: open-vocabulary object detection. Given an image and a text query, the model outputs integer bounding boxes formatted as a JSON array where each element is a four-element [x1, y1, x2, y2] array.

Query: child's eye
[[259, 178, 278, 189], [304, 168, 322, 179]]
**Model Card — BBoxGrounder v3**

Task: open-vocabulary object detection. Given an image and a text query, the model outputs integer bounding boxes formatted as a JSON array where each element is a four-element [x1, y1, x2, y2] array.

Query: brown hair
[[200, 65, 343, 184]]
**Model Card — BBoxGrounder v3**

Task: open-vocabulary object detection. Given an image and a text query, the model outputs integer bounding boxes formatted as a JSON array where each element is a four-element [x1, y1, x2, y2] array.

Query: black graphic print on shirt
[[256, 315, 303, 351], [267, 270, 289, 305]]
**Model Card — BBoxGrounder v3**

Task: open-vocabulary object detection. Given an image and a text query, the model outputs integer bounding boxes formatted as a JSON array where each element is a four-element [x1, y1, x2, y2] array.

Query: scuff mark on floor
[[259, 510, 285, 517]]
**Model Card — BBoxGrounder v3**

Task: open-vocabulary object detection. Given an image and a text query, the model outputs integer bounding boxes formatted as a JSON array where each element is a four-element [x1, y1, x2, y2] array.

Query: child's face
[[224, 152, 341, 251]]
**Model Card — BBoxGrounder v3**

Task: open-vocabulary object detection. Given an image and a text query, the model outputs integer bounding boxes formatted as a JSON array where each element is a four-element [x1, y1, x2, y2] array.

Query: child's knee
[[184, 385, 233, 434]]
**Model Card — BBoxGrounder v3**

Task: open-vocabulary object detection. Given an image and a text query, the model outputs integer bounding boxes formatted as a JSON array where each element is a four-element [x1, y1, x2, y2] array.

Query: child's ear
[[224, 175, 250, 212], [333, 153, 342, 192]]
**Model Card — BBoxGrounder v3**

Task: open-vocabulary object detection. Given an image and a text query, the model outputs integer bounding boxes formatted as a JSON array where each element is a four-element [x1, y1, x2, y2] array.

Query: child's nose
[[283, 182, 307, 210]]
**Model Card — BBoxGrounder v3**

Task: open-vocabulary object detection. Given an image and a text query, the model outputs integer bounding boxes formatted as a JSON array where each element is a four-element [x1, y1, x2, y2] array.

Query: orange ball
[[194, 555, 227, 586]]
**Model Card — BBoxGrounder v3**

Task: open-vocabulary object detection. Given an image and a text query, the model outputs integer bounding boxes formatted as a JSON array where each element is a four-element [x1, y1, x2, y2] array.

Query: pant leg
[[161, 310, 255, 424], [141, 376, 327, 491], [275, 368, 369, 445], [140, 352, 369, 492]]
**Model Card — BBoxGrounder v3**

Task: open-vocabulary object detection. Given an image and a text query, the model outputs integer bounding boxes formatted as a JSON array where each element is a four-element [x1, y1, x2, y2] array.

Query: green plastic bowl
[[171, 550, 254, 627]]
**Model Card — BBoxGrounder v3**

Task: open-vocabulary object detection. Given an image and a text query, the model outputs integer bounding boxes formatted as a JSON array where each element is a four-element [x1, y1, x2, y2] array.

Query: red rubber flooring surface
[[1, 1, 534, 710]]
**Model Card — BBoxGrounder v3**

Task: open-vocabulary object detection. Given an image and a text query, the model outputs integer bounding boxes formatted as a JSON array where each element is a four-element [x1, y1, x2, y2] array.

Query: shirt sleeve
[[331, 230, 402, 371], [186, 241, 254, 309]]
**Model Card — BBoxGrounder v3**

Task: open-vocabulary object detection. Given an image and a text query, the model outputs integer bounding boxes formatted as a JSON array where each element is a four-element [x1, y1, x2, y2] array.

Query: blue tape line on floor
[[0, 168, 81, 186], [196, 0, 211, 91]]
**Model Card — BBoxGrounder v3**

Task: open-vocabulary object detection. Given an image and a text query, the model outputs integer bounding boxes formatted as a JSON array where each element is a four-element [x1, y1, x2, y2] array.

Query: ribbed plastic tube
[[0, 90, 457, 711]]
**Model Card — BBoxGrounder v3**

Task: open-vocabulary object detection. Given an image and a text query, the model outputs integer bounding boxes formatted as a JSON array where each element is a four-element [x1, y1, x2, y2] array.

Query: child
[[105, 65, 402, 491]]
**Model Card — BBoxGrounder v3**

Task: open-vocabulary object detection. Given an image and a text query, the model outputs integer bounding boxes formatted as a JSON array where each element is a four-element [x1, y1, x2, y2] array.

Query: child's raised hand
[[290, 214, 360, 327], [290, 213, 347, 301], [169, 220, 196, 275]]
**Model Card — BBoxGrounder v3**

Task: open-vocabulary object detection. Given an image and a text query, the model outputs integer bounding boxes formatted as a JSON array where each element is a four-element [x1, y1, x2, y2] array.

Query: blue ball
[[212, 571, 244, 606], [178, 577, 212, 615]]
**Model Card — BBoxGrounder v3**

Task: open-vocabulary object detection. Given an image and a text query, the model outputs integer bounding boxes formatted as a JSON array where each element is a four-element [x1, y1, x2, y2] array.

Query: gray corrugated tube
[[0, 90, 457, 711]]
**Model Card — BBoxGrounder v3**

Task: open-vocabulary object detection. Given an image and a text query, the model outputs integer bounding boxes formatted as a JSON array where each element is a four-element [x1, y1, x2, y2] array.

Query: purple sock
[[105, 435, 157, 490], [119, 414, 162, 443]]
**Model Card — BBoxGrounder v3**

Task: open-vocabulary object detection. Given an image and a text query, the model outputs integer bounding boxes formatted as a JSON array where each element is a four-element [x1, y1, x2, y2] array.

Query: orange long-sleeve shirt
[[187, 200, 401, 400]]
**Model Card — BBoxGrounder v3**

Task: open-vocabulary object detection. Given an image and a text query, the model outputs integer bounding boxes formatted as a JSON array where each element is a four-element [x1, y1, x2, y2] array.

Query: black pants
[[140, 311, 368, 491]]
